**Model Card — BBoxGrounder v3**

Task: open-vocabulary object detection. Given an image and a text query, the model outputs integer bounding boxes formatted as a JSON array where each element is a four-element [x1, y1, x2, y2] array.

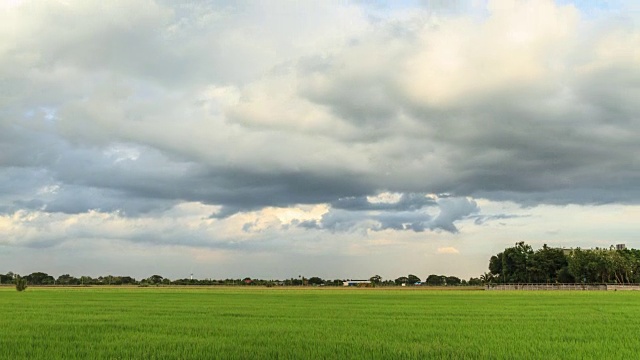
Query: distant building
[[343, 280, 371, 287], [616, 244, 626, 250]]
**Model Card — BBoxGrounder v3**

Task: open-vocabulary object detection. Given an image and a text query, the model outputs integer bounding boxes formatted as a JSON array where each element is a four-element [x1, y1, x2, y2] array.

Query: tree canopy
[[487, 242, 640, 284]]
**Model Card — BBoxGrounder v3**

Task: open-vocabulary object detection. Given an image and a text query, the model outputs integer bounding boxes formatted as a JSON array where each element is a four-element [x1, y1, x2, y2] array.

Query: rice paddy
[[1, 287, 638, 359]]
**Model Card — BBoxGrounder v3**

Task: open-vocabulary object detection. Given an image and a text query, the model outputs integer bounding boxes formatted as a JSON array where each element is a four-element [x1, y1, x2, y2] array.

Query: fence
[[606, 285, 640, 291], [484, 284, 618, 291]]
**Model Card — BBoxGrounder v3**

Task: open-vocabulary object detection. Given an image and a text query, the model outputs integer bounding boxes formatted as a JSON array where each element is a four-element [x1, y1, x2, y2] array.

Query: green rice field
[[1, 287, 639, 359]]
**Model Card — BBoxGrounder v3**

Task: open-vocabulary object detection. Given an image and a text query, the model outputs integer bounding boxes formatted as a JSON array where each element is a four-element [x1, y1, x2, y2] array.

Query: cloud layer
[[0, 0, 639, 277]]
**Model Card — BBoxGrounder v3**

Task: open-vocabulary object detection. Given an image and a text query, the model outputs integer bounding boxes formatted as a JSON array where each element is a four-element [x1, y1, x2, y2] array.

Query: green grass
[[1, 287, 639, 359]]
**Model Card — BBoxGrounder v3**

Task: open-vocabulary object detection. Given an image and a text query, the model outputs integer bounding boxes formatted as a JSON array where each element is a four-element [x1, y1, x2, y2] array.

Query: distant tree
[[407, 274, 421, 285], [25, 272, 55, 285], [394, 276, 409, 285], [0, 273, 13, 285], [307, 277, 324, 285], [468, 277, 483, 286], [120, 276, 136, 285], [426, 274, 445, 286], [445, 276, 461, 286], [101, 275, 117, 285], [148, 275, 164, 285], [369, 275, 382, 285], [171, 278, 190, 285], [79, 276, 95, 286], [56, 274, 80, 285]]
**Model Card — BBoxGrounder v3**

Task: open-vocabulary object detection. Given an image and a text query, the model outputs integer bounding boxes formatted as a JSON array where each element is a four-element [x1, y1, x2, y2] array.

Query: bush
[[15, 276, 27, 292]]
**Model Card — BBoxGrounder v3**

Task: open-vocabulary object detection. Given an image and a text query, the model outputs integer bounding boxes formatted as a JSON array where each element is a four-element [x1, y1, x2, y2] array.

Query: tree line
[[0, 272, 481, 288], [8, 241, 632, 289], [485, 242, 640, 284]]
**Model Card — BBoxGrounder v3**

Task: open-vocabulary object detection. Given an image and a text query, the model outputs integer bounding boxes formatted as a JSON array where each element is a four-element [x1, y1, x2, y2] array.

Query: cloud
[[472, 213, 529, 225], [437, 247, 460, 254], [331, 193, 437, 211], [298, 195, 478, 233]]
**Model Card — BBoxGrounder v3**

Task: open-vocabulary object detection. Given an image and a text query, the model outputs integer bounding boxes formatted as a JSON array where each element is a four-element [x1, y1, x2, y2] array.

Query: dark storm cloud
[[331, 193, 437, 211], [0, 139, 376, 217], [43, 186, 177, 216], [300, 196, 478, 233]]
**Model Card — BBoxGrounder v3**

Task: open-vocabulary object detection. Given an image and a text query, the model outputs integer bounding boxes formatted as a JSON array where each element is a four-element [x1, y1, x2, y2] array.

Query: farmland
[[1, 287, 639, 359]]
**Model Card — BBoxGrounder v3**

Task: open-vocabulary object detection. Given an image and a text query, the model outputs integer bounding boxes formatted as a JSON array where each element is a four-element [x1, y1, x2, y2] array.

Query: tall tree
[[489, 254, 503, 282], [479, 273, 494, 284], [529, 244, 568, 283], [567, 248, 601, 283], [501, 242, 533, 283]]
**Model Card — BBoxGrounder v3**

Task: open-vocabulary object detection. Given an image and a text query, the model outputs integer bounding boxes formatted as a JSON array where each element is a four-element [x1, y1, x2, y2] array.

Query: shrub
[[15, 275, 27, 292]]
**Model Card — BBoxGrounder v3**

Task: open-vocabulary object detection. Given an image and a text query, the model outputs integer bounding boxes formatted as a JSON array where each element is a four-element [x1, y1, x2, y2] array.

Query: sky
[[1, 0, 639, 281]]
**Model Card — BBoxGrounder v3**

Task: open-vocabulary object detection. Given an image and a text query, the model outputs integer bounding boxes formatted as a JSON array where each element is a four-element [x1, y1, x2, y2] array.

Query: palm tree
[[480, 272, 494, 285]]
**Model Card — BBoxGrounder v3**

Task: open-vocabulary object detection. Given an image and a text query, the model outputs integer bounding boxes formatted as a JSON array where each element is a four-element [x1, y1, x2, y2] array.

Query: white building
[[343, 280, 371, 287]]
